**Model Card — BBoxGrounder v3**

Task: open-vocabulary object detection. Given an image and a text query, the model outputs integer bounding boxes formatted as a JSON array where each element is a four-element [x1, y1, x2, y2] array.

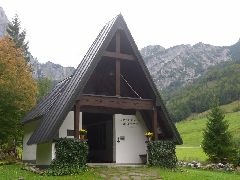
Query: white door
[[113, 113, 147, 164]]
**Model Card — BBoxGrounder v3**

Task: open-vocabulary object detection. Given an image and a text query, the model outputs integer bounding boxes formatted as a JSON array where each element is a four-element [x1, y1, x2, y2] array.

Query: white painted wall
[[23, 110, 82, 165], [114, 112, 148, 164], [59, 111, 82, 138], [36, 143, 54, 166], [23, 120, 38, 162]]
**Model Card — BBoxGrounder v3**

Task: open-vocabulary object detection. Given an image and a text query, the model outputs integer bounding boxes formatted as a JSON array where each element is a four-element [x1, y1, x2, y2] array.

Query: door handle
[[117, 137, 120, 143]]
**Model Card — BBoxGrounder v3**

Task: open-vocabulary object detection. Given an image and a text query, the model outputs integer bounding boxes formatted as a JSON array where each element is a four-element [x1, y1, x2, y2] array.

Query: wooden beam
[[80, 106, 136, 115], [152, 109, 158, 140], [78, 94, 154, 110], [116, 59, 120, 96], [74, 101, 80, 139], [103, 51, 135, 61], [115, 31, 121, 96], [116, 31, 120, 54]]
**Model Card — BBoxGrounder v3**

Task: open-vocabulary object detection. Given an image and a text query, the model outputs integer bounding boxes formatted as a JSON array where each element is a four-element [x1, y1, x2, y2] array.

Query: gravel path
[[95, 167, 162, 180]]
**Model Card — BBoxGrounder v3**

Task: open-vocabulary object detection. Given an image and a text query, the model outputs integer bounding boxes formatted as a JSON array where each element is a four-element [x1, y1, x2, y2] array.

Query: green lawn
[[0, 164, 100, 180], [176, 111, 240, 147], [185, 100, 240, 121], [159, 168, 240, 180], [176, 108, 240, 162], [176, 147, 208, 162], [1, 164, 240, 180]]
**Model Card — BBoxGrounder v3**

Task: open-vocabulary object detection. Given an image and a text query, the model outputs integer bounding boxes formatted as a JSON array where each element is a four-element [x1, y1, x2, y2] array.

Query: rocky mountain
[[1, 6, 239, 86], [30, 58, 75, 81], [0, 7, 8, 37], [140, 42, 235, 90]]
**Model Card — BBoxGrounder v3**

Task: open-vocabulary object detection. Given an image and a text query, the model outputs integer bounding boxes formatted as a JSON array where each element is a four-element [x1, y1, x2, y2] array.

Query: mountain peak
[[30, 58, 75, 81], [141, 42, 232, 90], [140, 45, 165, 58]]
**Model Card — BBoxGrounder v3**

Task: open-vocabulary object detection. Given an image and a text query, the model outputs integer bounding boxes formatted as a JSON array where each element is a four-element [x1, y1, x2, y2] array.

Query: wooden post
[[115, 31, 121, 96], [116, 59, 120, 96], [74, 101, 80, 139], [152, 108, 158, 140]]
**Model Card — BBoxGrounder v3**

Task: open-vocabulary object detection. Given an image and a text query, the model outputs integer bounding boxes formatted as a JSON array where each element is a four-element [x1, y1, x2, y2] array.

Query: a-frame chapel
[[22, 14, 182, 166]]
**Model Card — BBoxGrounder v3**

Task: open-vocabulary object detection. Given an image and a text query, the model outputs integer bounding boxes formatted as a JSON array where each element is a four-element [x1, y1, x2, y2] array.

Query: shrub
[[147, 140, 177, 168], [229, 147, 240, 167], [45, 138, 88, 176]]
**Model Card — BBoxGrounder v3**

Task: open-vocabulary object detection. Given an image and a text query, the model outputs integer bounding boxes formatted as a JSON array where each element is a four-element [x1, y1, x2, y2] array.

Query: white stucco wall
[[114, 112, 148, 164], [23, 110, 82, 165], [36, 143, 54, 166], [35, 111, 82, 166], [23, 120, 38, 162], [59, 111, 82, 138]]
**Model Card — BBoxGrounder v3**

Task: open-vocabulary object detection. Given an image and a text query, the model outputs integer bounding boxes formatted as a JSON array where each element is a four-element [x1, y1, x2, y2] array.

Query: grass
[[185, 100, 240, 121], [175, 102, 240, 162], [0, 164, 100, 180], [176, 147, 208, 162], [1, 164, 239, 180], [158, 167, 240, 180], [176, 111, 240, 147]]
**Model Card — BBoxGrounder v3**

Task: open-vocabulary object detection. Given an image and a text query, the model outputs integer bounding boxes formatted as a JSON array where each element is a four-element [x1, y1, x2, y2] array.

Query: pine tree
[[202, 98, 233, 162], [6, 14, 31, 62]]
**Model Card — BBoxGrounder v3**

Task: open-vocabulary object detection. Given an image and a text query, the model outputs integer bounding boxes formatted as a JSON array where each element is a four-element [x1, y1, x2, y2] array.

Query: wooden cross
[[103, 31, 135, 96]]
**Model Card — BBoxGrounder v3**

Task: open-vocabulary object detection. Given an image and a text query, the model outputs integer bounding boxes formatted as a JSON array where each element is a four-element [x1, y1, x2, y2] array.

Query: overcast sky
[[1, 0, 240, 67]]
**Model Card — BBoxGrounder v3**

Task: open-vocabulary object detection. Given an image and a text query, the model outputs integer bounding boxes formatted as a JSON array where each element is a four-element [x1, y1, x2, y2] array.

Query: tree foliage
[[36, 78, 53, 101], [164, 61, 240, 122], [0, 37, 37, 146], [7, 15, 31, 62], [201, 99, 233, 162]]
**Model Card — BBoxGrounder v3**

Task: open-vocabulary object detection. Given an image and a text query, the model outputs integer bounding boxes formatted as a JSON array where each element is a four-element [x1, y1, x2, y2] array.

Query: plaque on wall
[[120, 118, 138, 128]]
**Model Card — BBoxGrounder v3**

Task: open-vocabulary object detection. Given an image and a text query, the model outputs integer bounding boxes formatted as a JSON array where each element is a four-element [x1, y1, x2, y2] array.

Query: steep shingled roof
[[25, 14, 182, 145], [22, 77, 71, 123]]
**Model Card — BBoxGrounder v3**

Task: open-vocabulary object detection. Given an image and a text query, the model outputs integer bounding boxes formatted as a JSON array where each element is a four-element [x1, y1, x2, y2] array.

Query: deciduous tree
[[0, 37, 37, 152]]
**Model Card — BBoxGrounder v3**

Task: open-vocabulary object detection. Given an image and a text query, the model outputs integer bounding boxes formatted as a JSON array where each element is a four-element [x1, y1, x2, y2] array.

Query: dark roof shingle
[[22, 77, 71, 123]]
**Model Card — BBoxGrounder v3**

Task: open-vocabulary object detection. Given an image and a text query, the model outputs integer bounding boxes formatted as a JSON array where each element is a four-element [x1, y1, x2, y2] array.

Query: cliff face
[[141, 43, 232, 90], [0, 7, 8, 37], [30, 58, 75, 81]]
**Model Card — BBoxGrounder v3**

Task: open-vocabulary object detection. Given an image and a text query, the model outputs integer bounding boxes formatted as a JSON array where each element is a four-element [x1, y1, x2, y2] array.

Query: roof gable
[[27, 14, 182, 145]]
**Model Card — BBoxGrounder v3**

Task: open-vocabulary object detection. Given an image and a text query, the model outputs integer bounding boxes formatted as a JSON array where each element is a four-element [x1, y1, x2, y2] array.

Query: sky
[[1, 0, 240, 67]]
